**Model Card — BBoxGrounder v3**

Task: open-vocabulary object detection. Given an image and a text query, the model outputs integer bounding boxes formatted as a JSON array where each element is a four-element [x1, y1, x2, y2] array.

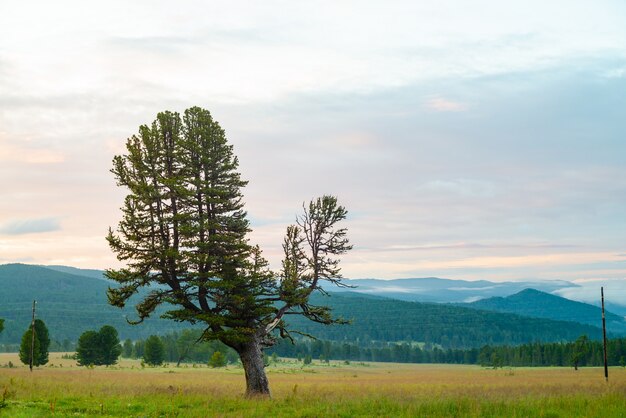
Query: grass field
[[0, 353, 625, 417]]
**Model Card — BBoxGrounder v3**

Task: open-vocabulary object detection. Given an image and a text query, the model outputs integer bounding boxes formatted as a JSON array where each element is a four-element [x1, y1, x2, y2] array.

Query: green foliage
[[303, 354, 312, 365], [571, 335, 590, 370], [143, 335, 165, 366], [208, 351, 227, 368], [16, 320, 49, 367], [33, 319, 50, 365], [76, 330, 99, 366], [18, 328, 41, 366], [0, 318, 4, 334], [76, 326, 122, 366], [99, 325, 122, 365]]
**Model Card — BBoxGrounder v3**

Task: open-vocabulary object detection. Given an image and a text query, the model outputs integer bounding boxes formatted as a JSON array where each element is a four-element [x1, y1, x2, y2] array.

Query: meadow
[[0, 353, 625, 417]]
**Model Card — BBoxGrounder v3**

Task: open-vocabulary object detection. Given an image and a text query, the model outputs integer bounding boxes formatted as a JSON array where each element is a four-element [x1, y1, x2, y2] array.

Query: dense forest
[[265, 337, 626, 368]]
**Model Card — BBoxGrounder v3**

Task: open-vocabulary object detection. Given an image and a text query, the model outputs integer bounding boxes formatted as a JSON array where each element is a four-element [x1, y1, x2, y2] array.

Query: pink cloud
[[425, 97, 467, 112]]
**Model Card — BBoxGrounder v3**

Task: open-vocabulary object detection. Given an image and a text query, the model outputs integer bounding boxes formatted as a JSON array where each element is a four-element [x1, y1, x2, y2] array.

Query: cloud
[[0, 217, 61, 235], [553, 279, 626, 305], [425, 97, 467, 112]]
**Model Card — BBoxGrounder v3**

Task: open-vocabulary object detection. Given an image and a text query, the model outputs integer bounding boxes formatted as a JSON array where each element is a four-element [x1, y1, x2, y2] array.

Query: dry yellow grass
[[0, 353, 625, 417]]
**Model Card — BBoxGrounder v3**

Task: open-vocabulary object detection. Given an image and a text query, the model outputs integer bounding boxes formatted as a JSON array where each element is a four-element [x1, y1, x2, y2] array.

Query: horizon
[[3, 262, 625, 307], [1, 1, 625, 283]]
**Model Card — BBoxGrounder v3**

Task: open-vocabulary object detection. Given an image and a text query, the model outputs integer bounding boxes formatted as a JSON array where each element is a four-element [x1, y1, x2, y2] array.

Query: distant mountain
[[43, 265, 108, 280], [0, 264, 187, 344], [0, 264, 611, 349], [463, 288, 626, 335], [328, 277, 578, 303]]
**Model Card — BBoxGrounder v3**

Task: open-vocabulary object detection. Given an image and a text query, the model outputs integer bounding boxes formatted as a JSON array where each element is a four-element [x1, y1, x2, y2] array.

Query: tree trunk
[[238, 338, 270, 397]]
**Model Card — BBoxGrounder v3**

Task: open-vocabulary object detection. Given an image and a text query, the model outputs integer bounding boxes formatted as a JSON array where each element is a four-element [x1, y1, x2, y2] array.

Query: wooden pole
[[601, 287, 608, 382], [30, 300, 36, 372]]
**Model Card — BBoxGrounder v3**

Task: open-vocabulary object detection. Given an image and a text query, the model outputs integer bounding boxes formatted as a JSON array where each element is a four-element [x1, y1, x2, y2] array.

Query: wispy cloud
[[0, 217, 61, 235], [425, 97, 467, 112]]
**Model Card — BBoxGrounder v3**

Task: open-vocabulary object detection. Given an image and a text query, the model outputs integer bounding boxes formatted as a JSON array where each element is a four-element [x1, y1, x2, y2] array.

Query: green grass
[[1, 353, 625, 417]]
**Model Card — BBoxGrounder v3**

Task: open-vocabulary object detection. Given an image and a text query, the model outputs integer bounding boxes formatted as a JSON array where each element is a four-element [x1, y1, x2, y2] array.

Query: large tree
[[106, 107, 351, 396]]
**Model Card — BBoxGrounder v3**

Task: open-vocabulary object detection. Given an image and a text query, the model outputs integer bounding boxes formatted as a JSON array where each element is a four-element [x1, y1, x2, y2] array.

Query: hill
[[288, 291, 605, 348], [0, 264, 187, 344], [0, 264, 607, 349], [463, 288, 626, 334]]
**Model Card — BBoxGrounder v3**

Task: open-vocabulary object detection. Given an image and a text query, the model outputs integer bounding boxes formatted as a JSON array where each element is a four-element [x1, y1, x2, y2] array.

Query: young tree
[[33, 319, 50, 366], [143, 335, 165, 366], [106, 107, 351, 396], [19, 328, 41, 367], [0, 319, 4, 334], [76, 330, 100, 366], [571, 335, 590, 370], [123, 339, 134, 358], [18, 320, 49, 367], [209, 351, 227, 368], [76, 326, 122, 366], [98, 325, 122, 365]]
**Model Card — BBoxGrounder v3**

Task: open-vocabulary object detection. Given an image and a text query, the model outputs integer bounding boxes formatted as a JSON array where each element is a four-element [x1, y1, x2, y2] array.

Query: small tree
[[209, 351, 227, 368], [571, 335, 589, 371], [19, 328, 41, 367], [18, 320, 49, 367], [33, 319, 50, 366], [99, 325, 122, 365], [143, 335, 165, 366], [76, 330, 100, 366], [76, 326, 122, 366], [123, 339, 134, 358], [0, 319, 4, 334]]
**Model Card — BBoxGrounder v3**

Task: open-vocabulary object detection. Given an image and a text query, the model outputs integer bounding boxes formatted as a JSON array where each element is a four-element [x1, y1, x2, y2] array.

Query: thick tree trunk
[[238, 338, 271, 397]]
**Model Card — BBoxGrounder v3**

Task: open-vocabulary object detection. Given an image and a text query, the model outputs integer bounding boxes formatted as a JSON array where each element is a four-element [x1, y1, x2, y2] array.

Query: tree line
[[263, 335, 626, 369]]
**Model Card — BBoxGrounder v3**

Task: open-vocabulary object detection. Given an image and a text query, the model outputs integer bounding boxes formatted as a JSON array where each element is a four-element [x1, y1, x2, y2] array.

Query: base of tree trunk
[[239, 339, 271, 398]]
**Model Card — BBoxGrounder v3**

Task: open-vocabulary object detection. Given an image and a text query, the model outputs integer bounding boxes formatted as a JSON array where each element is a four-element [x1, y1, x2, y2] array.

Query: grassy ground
[[0, 353, 625, 417]]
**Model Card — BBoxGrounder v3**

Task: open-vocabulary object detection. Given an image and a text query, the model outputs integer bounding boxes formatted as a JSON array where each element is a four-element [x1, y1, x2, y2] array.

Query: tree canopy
[[76, 325, 122, 366], [18, 319, 49, 367], [106, 107, 351, 396], [143, 335, 165, 366]]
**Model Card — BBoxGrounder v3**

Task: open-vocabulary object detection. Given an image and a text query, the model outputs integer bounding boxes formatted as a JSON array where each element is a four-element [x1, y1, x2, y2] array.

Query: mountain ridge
[[0, 263, 613, 349]]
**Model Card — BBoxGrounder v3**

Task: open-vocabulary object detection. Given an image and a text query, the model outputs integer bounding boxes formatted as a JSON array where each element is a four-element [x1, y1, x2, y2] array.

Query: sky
[[1, 0, 625, 286]]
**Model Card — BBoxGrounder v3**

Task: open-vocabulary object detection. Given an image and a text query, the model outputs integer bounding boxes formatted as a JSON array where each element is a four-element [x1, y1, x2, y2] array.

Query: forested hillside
[[0, 264, 188, 343], [464, 288, 626, 334], [287, 292, 605, 348], [0, 264, 607, 349]]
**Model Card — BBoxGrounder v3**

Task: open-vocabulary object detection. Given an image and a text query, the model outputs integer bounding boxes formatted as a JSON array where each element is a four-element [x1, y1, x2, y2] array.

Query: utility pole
[[30, 300, 36, 372], [601, 287, 608, 382]]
